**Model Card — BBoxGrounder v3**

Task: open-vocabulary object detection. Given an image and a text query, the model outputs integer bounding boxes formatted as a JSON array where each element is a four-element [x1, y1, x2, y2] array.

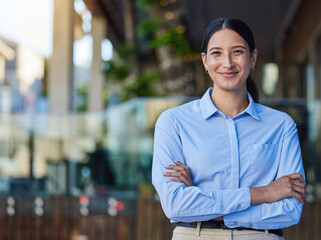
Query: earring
[[205, 69, 208, 74], [251, 66, 255, 71]]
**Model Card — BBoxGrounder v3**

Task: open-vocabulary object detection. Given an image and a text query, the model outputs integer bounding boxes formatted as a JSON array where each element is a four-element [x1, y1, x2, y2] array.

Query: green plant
[[137, 17, 163, 38], [136, 0, 159, 9], [76, 86, 88, 112], [151, 27, 192, 55], [102, 60, 131, 83], [103, 0, 195, 102], [123, 72, 163, 100]]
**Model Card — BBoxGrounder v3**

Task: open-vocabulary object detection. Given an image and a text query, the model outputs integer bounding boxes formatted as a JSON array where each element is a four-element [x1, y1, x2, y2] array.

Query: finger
[[173, 160, 187, 167], [291, 187, 305, 204], [295, 176, 305, 184], [163, 172, 182, 178], [292, 185, 305, 195], [289, 173, 304, 183], [164, 171, 191, 184], [164, 164, 176, 169], [174, 161, 192, 175], [163, 171, 190, 181], [174, 160, 190, 171], [165, 165, 190, 176], [289, 190, 303, 204], [167, 178, 193, 187], [301, 191, 306, 200], [289, 172, 301, 177], [167, 178, 183, 183], [166, 175, 190, 185], [292, 180, 305, 188], [293, 192, 304, 204], [165, 165, 182, 171]]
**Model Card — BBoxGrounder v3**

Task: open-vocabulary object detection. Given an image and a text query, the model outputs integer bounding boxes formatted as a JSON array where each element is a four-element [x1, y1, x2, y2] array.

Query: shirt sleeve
[[152, 111, 251, 222], [224, 115, 305, 229]]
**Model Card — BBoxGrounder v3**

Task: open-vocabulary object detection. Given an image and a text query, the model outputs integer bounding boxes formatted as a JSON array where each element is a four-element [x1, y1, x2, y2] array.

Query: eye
[[211, 51, 221, 56], [233, 50, 244, 55]]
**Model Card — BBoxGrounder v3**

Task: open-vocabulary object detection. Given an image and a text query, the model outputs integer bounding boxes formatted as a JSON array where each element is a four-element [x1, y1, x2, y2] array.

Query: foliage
[[102, 60, 131, 83], [136, 17, 163, 38], [151, 27, 192, 55], [124, 72, 163, 100], [136, 0, 160, 9], [103, 42, 164, 101], [103, 0, 194, 102], [118, 44, 137, 59], [137, 19, 191, 56], [76, 86, 88, 112]]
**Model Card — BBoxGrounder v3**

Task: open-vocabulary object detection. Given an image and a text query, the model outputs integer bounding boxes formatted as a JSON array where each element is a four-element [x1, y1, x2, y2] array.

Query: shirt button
[[234, 221, 238, 226]]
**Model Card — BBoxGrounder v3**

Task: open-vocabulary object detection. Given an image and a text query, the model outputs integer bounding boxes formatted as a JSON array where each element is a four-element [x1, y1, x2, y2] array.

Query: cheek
[[206, 58, 219, 68], [241, 61, 251, 71], [239, 57, 252, 71]]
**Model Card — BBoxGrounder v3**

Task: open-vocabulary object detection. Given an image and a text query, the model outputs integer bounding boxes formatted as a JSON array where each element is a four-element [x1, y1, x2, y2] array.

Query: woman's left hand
[[163, 160, 195, 186]]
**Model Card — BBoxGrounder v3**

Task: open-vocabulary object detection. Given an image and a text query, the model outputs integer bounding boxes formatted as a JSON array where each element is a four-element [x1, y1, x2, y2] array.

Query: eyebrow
[[208, 45, 247, 52]]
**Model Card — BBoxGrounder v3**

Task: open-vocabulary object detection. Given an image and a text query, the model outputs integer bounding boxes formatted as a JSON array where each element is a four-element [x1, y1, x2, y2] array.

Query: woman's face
[[201, 28, 257, 94]]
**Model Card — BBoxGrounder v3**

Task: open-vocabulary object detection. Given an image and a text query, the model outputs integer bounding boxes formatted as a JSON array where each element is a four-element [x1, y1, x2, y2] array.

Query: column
[[48, 0, 74, 114], [88, 16, 106, 112]]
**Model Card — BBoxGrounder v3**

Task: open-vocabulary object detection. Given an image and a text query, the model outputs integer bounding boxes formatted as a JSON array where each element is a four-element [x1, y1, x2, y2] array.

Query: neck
[[211, 88, 249, 118]]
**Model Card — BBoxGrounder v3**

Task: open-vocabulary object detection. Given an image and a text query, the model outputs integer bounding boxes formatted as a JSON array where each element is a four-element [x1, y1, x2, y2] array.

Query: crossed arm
[[153, 112, 306, 228], [163, 161, 305, 205]]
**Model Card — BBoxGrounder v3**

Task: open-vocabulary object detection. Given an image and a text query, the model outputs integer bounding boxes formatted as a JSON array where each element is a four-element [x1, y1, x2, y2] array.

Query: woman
[[152, 17, 305, 240]]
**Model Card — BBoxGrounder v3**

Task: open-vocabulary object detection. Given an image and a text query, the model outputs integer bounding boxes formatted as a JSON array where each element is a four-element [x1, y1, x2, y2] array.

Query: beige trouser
[[172, 226, 284, 240]]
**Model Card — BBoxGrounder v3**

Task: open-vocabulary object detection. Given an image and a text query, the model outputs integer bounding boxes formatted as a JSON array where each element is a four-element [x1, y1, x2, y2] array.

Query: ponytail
[[246, 75, 259, 103]]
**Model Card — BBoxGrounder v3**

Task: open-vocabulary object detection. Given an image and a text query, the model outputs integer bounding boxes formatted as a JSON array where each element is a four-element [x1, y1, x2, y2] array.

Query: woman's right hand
[[163, 160, 195, 187], [250, 173, 306, 205]]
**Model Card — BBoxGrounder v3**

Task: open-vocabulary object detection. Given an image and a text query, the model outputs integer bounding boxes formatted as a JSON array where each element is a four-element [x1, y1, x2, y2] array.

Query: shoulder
[[156, 98, 201, 127], [255, 103, 296, 128]]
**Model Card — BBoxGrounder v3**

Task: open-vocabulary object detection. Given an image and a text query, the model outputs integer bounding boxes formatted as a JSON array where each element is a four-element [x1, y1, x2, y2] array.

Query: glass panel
[[262, 63, 279, 96], [0, 97, 188, 198]]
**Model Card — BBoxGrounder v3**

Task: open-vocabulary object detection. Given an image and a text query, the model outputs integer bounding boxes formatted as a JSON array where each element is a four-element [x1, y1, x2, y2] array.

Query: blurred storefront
[[279, 0, 321, 198]]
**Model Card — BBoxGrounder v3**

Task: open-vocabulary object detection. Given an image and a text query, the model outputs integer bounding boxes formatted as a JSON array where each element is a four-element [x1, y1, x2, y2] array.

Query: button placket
[[227, 119, 240, 188]]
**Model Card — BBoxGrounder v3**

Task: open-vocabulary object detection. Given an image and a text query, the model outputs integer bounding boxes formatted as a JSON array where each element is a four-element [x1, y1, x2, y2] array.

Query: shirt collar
[[245, 92, 260, 120], [199, 88, 260, 120], [200, 88, 219, 119]]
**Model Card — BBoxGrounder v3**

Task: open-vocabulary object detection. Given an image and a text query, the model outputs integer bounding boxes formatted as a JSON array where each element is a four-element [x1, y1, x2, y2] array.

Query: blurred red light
[[114, 201, 124, 211], [79, 194, 90, 205]]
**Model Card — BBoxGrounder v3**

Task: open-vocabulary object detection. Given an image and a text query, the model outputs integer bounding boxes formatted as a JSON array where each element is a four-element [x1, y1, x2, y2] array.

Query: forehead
[[208, 28, 248, 48]]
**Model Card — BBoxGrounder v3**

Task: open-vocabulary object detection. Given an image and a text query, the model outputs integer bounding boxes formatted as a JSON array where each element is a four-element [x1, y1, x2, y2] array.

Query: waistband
[[176, 220, 283, 237]]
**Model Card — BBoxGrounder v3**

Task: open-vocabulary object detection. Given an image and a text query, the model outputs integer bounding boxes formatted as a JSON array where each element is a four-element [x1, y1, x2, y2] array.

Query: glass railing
[[0, 97, 191, 198], [1, 96, 321, 199]]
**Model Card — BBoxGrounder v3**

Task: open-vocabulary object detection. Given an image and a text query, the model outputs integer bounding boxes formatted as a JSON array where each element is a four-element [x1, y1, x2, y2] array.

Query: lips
[[219, 72, 238, 78]]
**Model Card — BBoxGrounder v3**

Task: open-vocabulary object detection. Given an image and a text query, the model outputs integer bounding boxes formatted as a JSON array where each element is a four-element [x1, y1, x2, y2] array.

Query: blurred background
[[0, 0, 320, 239]]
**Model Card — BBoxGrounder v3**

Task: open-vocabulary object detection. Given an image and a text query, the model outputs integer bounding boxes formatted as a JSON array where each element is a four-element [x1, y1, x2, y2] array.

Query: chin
[[215, 83, 246, 93]]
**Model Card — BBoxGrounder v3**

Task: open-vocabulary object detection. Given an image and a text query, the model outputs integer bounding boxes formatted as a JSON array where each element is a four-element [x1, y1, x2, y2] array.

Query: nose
[[222, 54, 234, 69]]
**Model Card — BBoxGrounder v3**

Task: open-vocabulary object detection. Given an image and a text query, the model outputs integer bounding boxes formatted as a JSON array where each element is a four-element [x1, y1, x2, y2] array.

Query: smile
[[219, 72, 238, 78]]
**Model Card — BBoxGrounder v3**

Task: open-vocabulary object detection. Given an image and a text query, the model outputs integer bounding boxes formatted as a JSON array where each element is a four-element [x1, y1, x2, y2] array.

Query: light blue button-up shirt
[[152, 88, 305, 229]]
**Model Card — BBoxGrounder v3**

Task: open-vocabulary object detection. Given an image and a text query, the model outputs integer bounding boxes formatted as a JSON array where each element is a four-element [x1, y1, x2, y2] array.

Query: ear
[[251, 49, 258, 68], [201, 52, 208, 71]]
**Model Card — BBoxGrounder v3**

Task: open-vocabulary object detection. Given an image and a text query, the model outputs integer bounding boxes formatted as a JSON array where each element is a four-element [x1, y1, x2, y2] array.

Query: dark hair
[[201, 17, 259, 102]]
